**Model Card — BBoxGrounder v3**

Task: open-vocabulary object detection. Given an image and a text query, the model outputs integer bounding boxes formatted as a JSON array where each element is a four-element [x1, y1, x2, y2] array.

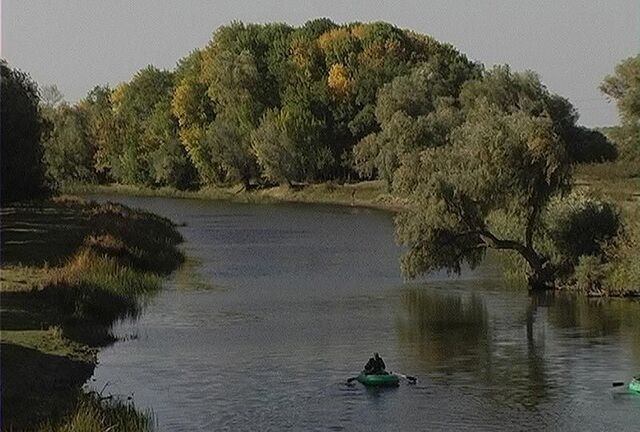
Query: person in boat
[[364, 352, 386, 375]]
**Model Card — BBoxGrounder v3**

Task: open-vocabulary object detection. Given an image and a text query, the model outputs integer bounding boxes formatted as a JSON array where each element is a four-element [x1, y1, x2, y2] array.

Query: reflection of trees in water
[[171, 255, 220, 291], [396, 287, 549, 408], [545, 293, 640, 364], [396, 288, 491, 371]]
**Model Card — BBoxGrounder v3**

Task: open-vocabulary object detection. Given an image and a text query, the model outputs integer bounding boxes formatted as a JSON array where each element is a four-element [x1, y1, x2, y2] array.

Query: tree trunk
[[479, 230, 554, 290]]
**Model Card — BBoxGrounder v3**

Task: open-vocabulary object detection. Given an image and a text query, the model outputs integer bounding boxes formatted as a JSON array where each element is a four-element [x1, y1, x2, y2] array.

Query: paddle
[[612, 381, 626, 387], [394, 372, 417, 383], [346, 376, 359, 384]]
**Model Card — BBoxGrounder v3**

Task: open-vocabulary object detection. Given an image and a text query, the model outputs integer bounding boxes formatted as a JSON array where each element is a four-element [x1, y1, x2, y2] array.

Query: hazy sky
[[2, 0, 638, 126]]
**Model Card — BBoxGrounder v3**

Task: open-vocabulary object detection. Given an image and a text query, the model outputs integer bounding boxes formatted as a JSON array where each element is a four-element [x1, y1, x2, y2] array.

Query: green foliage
[[43, 104, 97, 185], [394, 101, 571, 287], [601, 55, 640, 124], [544, 192, 620, 266], [567, 126, 617, 163], [100, 66, 198, 188], [252, 106, 333, 184], [144, 99, 197, 189], [601, 55, 640, 160], [78, 85, 116, 177], [460, 66, 580, 149], [605, 124, 640, 161], [603, 210, 640, 295], [353, 56, 478, 185], [40, 393, 153, 432], [573, 255, 606, 294], [1, 60, 48, 203], [107, 66, 177, 185], [172, 50, 216, 183], [203, 116, 258, 186]]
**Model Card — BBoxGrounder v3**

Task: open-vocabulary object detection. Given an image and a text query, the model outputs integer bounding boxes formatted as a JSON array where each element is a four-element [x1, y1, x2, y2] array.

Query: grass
[[575, 161, 640, 213], [63, 180, 406, 211], [0, 198, 183, 431], [574, 161, 640, 296], [38, 393, 154, 432]]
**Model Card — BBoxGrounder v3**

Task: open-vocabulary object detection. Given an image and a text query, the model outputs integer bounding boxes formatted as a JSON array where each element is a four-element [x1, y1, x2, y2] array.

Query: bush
[[568, 127, 618, 163], [603, 211, 640, 296], [573, 255, 606, 294], [544, 192, 620, 266]]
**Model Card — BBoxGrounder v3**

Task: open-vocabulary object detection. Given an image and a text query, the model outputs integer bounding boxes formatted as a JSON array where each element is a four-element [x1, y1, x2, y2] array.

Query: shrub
[[603, 211, 640, 296], [544, 192, 620, 266], [573, 255, 606, 294]]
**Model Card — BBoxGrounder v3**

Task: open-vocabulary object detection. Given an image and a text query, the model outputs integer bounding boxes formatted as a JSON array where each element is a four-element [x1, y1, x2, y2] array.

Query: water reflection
[[544, 293, 640, 362], [396, 288, 491, 372], [84, 195, 640, 431], [397, 286, 550, 408], [170, 255, 222, 291]]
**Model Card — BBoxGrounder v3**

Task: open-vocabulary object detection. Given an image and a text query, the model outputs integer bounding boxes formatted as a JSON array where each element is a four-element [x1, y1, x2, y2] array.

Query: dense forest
[[2, 19, 638, 293]]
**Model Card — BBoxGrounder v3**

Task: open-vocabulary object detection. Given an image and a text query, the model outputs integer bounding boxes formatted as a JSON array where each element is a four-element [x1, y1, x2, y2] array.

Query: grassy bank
[[1, 197, 183, 431], [63, 180, 407, 212], [63, 161, 639, 215]]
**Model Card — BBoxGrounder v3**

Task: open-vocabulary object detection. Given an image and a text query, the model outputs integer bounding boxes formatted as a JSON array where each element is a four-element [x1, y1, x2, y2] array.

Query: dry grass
[[0, 198, 182, 431]]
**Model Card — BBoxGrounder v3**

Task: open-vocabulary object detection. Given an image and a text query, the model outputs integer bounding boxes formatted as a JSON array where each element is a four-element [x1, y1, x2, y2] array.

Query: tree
[[544, 192, 620, 267], [601, 55, 640, 159], [353, 56, 477, 187], [145, 99, 197, 189], [42, 104, 96, 184], [252, 106, 332, 185], [78, 85, 116, 179], [107, 66, 178, 185], [1, 61, 48, 203], [601, 55, 640, 125], [40, 84, 64, 109], [198, 25, 269, 186], [202, 116, 257, 188], [394, 102, 572, 289], [172, 50, 216, 184], [566, 126, 617, 163]]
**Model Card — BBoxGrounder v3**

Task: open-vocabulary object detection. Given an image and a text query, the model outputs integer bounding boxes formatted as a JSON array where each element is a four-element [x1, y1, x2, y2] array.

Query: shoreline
[[62, 181, 409, 213], [62, 162, 640, 215], [0, 198, 183, 431]]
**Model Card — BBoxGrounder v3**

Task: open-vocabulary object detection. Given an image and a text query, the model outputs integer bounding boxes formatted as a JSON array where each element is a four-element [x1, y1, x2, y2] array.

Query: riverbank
[[0, 197, 183, 431], [66, 161, 640, 297], [63, 180, 408, 212], [63, 162, 639, 213]]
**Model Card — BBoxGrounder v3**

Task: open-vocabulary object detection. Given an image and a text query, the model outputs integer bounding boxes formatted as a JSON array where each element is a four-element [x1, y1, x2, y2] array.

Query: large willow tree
[[394, 69, 575, 289]]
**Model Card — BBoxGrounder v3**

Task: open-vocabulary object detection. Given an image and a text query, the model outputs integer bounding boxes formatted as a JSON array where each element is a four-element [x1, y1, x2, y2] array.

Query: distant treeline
[[17, 20, 627, 194]]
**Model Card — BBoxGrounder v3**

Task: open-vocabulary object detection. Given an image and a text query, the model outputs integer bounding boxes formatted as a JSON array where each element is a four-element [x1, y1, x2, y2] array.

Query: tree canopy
[[1, 61, 48, 203], [394, 98, 571, 287], [601, 55, 640, 160]]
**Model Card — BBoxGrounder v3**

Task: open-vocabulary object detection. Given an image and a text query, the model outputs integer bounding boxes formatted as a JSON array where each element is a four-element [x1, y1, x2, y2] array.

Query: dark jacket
[[364, 356, 386, 374]]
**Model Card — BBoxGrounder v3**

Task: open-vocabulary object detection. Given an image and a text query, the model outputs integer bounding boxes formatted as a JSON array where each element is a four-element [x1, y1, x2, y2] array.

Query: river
[[88, 195, 640, 431]]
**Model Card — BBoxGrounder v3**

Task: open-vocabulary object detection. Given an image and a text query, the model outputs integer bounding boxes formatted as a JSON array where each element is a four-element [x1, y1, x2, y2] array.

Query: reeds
[[39, 393, 154, 432]]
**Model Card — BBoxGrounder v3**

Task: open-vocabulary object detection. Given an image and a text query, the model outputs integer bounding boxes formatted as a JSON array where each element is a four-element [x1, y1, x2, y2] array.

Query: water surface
[[89, 195, 640, 431]]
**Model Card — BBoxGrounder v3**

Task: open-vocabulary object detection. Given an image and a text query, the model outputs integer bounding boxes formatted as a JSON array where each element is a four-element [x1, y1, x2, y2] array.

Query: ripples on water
[[89, 196, 640, 431]]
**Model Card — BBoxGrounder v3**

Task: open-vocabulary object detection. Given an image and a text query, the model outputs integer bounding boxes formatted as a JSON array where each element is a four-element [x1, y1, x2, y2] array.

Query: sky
[[2, 0, 638, 127]]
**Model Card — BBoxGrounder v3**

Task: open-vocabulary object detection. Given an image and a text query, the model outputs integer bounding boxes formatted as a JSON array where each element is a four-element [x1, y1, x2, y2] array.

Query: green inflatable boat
[[629, 377, 640, 394], [356, 372, 400, 387]]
